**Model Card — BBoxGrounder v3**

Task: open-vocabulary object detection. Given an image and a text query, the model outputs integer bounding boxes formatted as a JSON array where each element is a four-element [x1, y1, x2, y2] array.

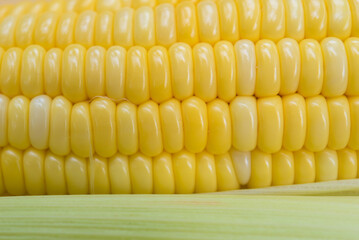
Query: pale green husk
[[0, 180, 358, 240]]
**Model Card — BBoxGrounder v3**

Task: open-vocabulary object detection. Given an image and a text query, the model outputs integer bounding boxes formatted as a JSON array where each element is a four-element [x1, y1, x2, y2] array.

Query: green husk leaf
[[217, 179, 359, 196], [0, 194, 359, 239], [0, 180, 358, 239]]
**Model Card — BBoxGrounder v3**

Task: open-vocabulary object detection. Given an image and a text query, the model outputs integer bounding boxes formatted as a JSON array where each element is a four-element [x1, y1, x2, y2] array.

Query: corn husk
[[218, 179, 359, 196], [0, 180, 359, 239]]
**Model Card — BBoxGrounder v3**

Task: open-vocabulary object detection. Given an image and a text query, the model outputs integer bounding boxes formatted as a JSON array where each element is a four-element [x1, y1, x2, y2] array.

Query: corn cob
[[0, 0, 358, 49], [0, 38, 358, 104], [0, 144, 357, 195], [0, 0, 358, 197]]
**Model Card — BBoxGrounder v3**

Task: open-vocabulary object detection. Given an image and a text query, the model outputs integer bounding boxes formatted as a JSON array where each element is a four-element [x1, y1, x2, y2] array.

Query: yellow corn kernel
[[236, 0, 261, 41], [260, 0, 285, 42], [29, 95, 51, 150], [15, 14, 37, 48], [345, 38, 359, 96], [105, 50, 126, 100], [56, 12, 77, 49], [230, 96, 257, 151], [0, 150, 3, 195], [277, 38, 300, 95], [34, 12, 59, 50], [214, 41, 236, 102], [85, 46, 106, 99], [215, 153, 239, 191], [169, 43, 194, 100], [0, 146, 25, 196], [129, 153, 153, 194], [134, 7, 155, 49], [321, 37, 348, 97], [132, 0, 156, 9], [155, 4, 176, 47], [284, 0, 304, 41], [95, 11, 113, 48], [44, 151, 66, 195], [176, 1, 198, 46], [217, 0, 239, 42], [234, 40, 256, 96], [197, 0, 220, 45], [11, 1, 32, 16], [298, 39, 323, 97], [349, 0, 359, 37], [65, 0, 79, 12], [71, 102, 93, 158], [62, 45, 87, 103], [193, 43, 217, 102], [230, 149, 251, 185], [89, 155, 110, 194], [49, 96, 71, 156], [305, 96, 329, 152], [126, 46, 149, 105], [255, 40, 280, 97], [105, 46, 126, 101], [315, 148, 338, 182], [257, 96, 283, 154], [149, 46, 172, 103], [76, 0, 95, 12], [29, 1, 47, 14], [248, 149, 272, 189], [195, 151, 217, 193], [0, 16, 17, 49], [75, 10, 96, 48], [0, 95, 9, 147], [20, 45, 46, 98], [293, 149, 316, 184], [272, 149, 295, 186], [327, 96, 350, 150], [114, 8, 134, 48], [153, 152, 175, 194], [0, 5, 11, 22], [116, 102, 138, 155], [65, 154, 89, 194], [282, 94, 306, 151], [157, 0, 177, 4], [348, 97, 359, 150], [96, 0, 121, 12], [303, 0, 327, 40], [109, 153, 131, 194], [47, 0, 65, 14], [44, 48, 62, 98], [325, 0, 352, 40], [207, 99, 231, 155], [138, 101, 163, 157], [337, 148, 357, 180], [23, 148, 45, 195], [0, 48, 22, 98], [8, 96, 30, 150], [159, 99, 184, 153], [182, 96, 208, 153], [173, 150, 196, 194], [90, 98, 117, 158]]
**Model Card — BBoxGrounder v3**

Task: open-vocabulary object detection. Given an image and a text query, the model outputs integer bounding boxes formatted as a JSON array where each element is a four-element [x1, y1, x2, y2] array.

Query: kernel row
[[1, 94, 359, 158], [1, 38, 359, 104], [1, 0, 359, 49], [0, 146, 357, 196]]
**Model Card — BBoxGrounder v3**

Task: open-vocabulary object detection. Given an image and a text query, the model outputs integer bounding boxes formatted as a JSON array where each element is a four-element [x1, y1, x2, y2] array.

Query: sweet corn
[[0, 0, 359, 197], [0, 38, 358, 103], [0, 0, 358, 50], [0, 145, 357, 195]]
